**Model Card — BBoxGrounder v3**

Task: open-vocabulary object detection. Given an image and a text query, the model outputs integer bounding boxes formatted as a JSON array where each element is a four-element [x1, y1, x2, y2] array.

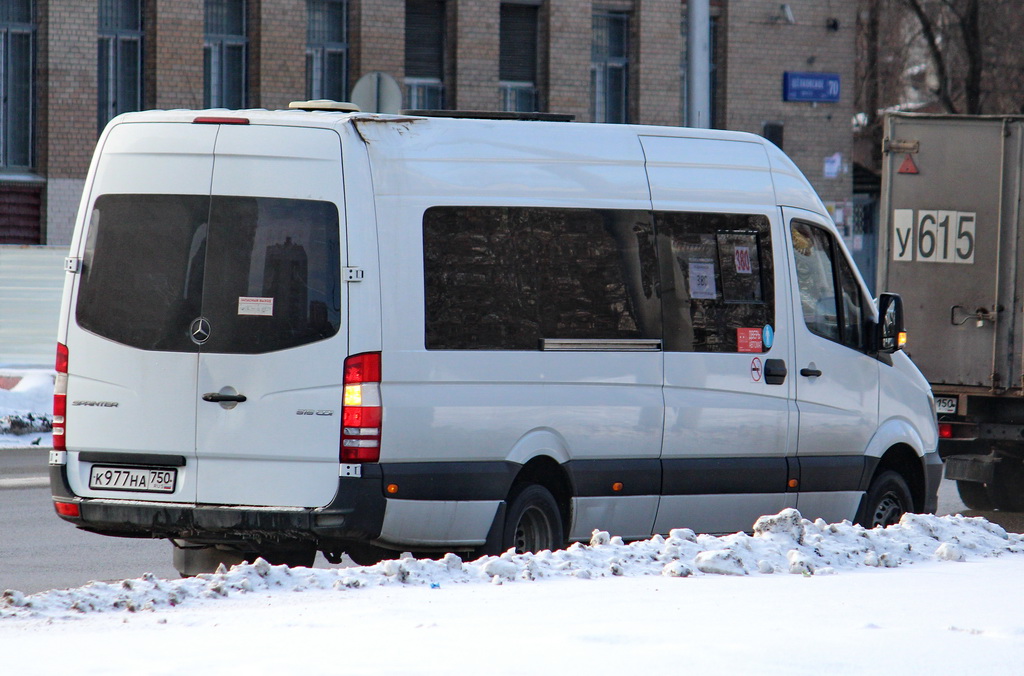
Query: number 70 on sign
[[892, 209, 975, 263]]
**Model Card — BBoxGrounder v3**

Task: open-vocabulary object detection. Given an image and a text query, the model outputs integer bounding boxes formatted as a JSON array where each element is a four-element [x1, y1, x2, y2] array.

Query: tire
[[855, 470, 913, 528], [172, 543, 316, 577], [989, 461, 1024, 512], [343, 543, 397, 566], [255, 543, 317, 568], [172, 545, 250, 577], [501, 484, 564, 554], [956, 480, 995, 511]]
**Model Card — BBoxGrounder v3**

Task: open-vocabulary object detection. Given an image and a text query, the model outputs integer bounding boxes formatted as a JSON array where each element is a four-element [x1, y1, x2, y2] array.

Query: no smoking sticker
[[750, 357, 763, 383]]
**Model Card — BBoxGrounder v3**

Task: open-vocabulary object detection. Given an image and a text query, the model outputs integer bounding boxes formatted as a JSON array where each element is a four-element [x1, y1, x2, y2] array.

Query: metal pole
[[687, 0, 711, 128]]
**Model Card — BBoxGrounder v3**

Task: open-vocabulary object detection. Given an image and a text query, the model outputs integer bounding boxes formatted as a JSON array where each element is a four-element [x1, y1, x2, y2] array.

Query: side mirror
[[877, 292, 906, 353]]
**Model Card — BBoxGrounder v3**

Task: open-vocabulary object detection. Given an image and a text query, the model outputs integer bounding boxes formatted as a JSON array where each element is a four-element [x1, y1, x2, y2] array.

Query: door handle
[[800, 368, 823, 378], [764, 358, 787, 385], [202, 393, 247, 403]]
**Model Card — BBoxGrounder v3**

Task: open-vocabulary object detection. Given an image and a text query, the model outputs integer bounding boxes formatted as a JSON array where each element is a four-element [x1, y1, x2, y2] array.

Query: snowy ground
[[4, 371, 1024, 674]]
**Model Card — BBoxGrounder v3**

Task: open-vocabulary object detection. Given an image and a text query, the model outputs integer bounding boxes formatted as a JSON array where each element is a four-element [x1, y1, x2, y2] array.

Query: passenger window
[[655, 212, 774, 353], [790, 220, 839, 343], [76, 194, 341, 354], [791, 219, 868, 352], [837, 253, 867, 351], [423, 207, 660, 350]]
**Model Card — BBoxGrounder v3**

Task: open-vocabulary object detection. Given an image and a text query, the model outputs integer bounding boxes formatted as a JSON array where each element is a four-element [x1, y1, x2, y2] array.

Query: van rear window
[[76, 194, 341, 354]]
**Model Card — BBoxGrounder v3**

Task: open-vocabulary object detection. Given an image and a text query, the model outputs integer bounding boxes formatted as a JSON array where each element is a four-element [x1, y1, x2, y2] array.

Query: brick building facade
[[1, 0, 856, 247]]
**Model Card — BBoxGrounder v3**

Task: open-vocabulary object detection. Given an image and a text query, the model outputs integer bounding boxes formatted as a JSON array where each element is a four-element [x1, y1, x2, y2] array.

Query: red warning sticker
[[898, 154, 919, 175], [750, 357, 763, 382], [737, 327, 763, 353]]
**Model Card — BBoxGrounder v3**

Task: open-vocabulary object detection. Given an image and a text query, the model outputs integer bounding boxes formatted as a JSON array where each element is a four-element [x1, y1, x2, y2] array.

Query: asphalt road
[[2, 446, 1022, 595]]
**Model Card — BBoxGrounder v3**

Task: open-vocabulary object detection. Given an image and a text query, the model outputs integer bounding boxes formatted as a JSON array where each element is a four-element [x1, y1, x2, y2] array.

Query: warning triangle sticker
[[898, 154, 919, 174]]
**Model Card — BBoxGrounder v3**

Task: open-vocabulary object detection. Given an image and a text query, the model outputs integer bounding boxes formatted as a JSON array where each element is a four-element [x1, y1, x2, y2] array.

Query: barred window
[[405, 0, 445, 109], [0, 0, 33, 168], [306, 0, 348, 101], [98, 0, 143, 132], [204, 0, 247, 109], [499, 3, 539, 112], [591, 11, 628, 123]]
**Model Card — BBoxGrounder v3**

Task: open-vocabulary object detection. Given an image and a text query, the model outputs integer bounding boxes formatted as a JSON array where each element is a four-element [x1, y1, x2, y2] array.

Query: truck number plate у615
[[934, 397, 957, 415], [89, 466, 177, 493]]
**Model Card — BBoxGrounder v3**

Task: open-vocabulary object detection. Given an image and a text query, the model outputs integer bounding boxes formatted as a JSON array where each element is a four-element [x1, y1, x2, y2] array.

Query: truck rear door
[[880, 115, 1017, 390]]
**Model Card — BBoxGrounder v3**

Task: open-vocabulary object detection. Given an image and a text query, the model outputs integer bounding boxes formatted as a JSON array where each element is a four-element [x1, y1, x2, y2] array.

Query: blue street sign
[[783, 72, 841, 103]]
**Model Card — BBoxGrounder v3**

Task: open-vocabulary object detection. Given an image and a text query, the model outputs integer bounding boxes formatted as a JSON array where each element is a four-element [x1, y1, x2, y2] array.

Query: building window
[[306, 0, 348, 101], [591, 11, 628, 123], [405, 0, 445, 109], [204, 0, 247, 109], [499, 4, 538, 112], [0, 0, 32, 168], [98, 0, 143, 133]]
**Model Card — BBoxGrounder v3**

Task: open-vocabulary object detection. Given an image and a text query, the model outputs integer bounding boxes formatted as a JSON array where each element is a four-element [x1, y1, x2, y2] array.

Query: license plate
[[935, 397, 957, 415], [89, 466, 177, 493]]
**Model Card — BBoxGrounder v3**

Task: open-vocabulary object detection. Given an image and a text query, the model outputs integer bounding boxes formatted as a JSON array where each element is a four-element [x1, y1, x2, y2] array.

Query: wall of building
[[723, 0, 857, 214], [21, 0, 857, 248]]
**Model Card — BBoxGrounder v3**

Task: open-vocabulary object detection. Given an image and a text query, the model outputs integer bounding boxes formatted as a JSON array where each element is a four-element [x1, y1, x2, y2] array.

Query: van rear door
[[64, 123, 218, 503], [192, 124, 346, 508]]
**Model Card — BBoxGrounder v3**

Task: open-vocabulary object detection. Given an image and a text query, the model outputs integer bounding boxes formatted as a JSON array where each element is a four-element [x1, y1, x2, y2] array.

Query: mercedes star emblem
[[190, 317, 211, 345]]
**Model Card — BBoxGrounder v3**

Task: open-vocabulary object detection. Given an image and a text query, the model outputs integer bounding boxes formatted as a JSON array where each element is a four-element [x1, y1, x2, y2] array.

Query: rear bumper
[[49, 463, 386, 545]]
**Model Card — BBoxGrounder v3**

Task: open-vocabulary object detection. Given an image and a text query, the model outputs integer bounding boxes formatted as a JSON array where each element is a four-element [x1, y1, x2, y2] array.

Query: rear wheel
[[172, 542, 316, 576], [172, 545, 249, 577], [856, 470, 913, 528], [501, 484, 564, 554], [956, 479, 995, 511], [989, 461, 1024, 512]]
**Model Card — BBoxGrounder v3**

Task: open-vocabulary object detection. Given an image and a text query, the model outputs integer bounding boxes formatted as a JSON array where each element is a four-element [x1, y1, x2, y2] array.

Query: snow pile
[[3, 509, 1021, 622], [0, 369, 53, 444]]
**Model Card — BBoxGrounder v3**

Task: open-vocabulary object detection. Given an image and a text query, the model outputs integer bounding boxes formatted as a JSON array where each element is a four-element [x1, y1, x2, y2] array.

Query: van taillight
[[53, 343, 68, 452], [341, 352, 382, 463]]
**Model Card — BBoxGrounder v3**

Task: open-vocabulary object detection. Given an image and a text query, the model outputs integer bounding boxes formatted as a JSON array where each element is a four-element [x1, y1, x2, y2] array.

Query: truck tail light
[[341, 352, 382, 463], [54, 342, 68, 452], [938, 423, 953, 439]]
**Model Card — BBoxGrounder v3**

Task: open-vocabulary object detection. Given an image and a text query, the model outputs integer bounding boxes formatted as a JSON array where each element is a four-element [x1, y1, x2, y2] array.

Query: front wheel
[[501, 484, 564, 554], [855, 470, 913, 528]]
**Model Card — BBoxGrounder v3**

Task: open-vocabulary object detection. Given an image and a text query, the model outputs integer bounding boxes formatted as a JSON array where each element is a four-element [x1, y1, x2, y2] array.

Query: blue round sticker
[[762, 324, 774, 349]]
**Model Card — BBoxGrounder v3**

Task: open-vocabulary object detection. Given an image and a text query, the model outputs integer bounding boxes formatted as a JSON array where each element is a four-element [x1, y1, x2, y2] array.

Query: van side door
[[785, 207, 880, 522], [642, 136, 798, 534]]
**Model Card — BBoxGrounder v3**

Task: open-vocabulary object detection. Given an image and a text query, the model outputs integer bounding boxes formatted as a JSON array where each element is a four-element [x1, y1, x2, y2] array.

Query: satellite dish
[[350, 72, 403, 114]]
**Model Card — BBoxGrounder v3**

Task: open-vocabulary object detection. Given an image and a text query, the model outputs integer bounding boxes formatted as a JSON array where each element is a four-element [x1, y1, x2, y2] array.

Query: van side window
[[76, 194, 341, 354], [837, 252, 867, 351], [656, 212, 774, 353], [791, 219, 868, 351], [423, 207, 660, 350]]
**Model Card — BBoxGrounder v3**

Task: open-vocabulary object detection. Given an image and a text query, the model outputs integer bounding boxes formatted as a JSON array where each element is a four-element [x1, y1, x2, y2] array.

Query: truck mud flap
[[944, 454, 996, 484]]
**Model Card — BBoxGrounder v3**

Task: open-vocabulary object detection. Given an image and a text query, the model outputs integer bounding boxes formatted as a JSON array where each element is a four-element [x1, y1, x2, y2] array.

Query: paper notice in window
[[688, 259, 717, 300], [238, 296, 274, 316]]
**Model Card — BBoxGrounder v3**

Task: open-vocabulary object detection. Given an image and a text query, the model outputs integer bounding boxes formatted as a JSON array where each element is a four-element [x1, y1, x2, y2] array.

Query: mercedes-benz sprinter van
[[50, 105, 941, 574]]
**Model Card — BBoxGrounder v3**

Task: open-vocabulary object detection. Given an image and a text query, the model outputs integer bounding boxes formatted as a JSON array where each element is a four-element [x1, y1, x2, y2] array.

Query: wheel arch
[[509, 455, 573, 538], [871, 443, 927, 513]]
